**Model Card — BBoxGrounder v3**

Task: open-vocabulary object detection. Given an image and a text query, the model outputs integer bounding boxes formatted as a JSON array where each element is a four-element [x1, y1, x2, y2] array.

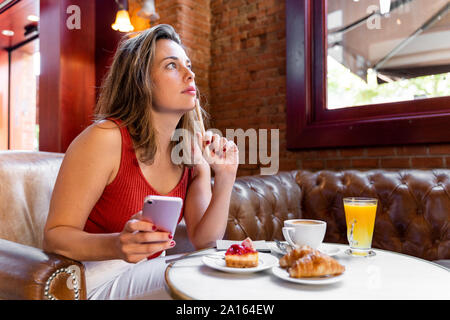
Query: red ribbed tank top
[[84, 118, 192, 259]]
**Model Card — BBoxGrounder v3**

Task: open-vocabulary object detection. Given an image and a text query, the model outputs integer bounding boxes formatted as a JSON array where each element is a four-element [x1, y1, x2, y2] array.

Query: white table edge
[[164, 242, 449, 300]]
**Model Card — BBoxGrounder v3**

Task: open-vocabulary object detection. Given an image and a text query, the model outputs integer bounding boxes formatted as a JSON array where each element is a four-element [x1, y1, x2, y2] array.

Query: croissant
[[288, 252, 345, 278], [279, 245, 316, 268]]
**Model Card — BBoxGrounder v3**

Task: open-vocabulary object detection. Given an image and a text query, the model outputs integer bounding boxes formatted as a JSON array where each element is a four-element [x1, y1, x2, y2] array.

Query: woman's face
[[151, 39, 196, 112]]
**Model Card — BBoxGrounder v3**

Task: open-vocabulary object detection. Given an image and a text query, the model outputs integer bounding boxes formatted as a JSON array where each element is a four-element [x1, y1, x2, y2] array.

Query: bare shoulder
[[45, 120, 123, 234], [63, 120, 122, 175], [68, 120, 121, 153]]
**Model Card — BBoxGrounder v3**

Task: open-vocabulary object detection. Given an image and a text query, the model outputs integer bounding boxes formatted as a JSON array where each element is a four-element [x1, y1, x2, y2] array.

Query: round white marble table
[[165, 243, 449, 300]]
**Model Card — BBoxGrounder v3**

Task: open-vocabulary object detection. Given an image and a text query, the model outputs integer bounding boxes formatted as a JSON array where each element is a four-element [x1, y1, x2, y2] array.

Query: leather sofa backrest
[[226, 171, 302, 241], [1, 151, 448, 261], [226, 169, 449, 260], [296, 170, 450, 261], [0, 151, 63, 249]]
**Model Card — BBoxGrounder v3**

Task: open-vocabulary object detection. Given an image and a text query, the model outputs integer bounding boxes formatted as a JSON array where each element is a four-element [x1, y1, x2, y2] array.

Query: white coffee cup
[[282, 219, 327, 249]]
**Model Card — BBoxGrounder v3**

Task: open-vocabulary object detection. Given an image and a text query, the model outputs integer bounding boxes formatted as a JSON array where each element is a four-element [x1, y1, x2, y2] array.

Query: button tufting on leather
[[226, 170, 449, 261]]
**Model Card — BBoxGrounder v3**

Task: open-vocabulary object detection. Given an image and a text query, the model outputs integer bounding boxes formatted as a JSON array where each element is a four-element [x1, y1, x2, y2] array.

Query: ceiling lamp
[[138, 0, 160, 21], [1, 30, 14, 37], [27, 15, 40, 22], [112, 0, 134, 33], [380, 0, 391, 15]]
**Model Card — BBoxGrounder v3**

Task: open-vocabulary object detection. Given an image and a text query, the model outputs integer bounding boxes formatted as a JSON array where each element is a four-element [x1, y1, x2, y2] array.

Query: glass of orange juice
[[343, 197, 377, 257]]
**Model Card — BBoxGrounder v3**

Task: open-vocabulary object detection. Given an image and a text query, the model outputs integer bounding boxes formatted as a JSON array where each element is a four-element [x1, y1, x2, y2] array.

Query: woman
[[43, 24, 239, 299]]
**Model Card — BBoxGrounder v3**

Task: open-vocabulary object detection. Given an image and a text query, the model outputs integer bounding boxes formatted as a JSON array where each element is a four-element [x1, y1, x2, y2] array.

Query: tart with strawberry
[[225, 237, 259, 268]]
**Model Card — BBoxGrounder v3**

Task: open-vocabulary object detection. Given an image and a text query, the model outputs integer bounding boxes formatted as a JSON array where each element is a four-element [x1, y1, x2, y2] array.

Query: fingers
[[203, 131, 213, 148], [121, 240, 176, 263], [124, 217, 156, 233], [137, 240, 176, 254], [134, 230, 173, 244], [196, 131, 203, 148], [209, 134, 221, 155], [223, 140, 239, 164], [119, 211, 178, 263], [191, 132, 208, 166], [199, 131, 239, 168], [129, 210, 143, 220], [203, 133, 223, 158], [206, 135, 237, 157], [128, 240, 176, 257]]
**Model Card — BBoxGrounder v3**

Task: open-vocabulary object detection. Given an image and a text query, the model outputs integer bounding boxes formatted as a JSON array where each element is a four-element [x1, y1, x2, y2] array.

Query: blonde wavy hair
[[94, 24, 207, 166]]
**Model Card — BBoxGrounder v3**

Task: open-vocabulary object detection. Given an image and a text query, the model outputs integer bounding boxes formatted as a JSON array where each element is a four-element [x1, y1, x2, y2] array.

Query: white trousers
[[82, 253, 184, 300]]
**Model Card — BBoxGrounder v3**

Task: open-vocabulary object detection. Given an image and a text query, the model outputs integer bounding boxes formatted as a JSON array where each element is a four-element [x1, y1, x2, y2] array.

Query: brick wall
[[298, 145, 450, 171], [134, 0, 450, 176], [130, 0, 211, 100], [209, 0, 288, 176]]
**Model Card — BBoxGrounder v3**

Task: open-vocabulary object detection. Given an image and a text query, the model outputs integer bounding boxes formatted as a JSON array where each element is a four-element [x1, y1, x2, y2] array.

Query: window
[[9, 38, 40, 150], [327, 0, 450, 109], [286, 0, 450, 149], [0, 0, 40, 150]]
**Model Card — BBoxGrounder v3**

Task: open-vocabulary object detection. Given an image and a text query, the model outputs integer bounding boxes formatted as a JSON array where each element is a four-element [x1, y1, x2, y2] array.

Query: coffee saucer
[[344, 249, 376, 257]]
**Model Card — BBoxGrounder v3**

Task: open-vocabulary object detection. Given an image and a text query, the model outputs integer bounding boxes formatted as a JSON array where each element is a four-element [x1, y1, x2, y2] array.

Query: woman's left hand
[[194, 131, 239, 179]]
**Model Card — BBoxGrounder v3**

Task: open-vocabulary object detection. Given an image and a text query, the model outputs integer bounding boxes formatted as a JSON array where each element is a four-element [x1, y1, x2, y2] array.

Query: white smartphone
[[142, 195, 183, 236]]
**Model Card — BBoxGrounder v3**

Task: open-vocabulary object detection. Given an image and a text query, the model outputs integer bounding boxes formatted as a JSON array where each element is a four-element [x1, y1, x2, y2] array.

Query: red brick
[[301, 160, 325, 170], [411, 157, 444, 169], [396, 146, 428, 156], [278, 159, 299, 171], [297, 150, 319, 160], [380, 158, 411, 168], [326, 159, 351, 169], [317, 149, 339, 159], [428, 144, 450, 155], [352, 158, 379, 169], [340, 148, 366, 157], [367, 147, 396, 157], [267, 4, 284, 16], [236, 169, 257, 177], [239, 163, 259, 170]]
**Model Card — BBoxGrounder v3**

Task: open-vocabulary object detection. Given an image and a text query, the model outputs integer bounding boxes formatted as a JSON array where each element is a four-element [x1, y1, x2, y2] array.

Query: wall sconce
[[138, 0, 160, 22], [112, 0, 134, 33]]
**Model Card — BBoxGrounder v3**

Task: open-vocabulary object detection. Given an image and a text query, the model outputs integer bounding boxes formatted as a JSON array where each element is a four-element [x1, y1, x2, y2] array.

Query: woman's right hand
[[116, 211, 175, 263]]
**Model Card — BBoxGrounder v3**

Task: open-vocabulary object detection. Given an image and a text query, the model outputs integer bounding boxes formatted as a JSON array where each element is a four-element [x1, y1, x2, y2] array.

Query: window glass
[[327, 0, 450, 109], [10, 38, 39, 150]]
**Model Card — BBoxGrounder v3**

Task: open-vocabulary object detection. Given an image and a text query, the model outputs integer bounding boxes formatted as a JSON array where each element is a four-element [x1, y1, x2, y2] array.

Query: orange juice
[[343, 198, 377, 256]]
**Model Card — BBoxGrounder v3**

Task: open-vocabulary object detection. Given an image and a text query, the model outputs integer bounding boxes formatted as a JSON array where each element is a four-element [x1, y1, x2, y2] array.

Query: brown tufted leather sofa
[[225, 170, 450, 261], [0, 152, 448, 300], [0, 152, 86, 300]]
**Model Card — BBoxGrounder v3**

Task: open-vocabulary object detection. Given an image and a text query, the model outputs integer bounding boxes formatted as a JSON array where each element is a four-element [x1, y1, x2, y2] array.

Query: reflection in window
[[327, 0, 450, 109], [10, 39, 39, 150]]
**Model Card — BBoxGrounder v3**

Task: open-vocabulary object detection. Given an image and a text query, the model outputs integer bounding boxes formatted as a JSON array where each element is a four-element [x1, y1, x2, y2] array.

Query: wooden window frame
[[286, 0, 450, 150]]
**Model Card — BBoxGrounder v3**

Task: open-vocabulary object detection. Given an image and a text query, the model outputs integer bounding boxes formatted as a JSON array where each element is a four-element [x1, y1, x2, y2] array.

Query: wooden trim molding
[[39, 0, 120, 153], [286, 0, 450, 150]]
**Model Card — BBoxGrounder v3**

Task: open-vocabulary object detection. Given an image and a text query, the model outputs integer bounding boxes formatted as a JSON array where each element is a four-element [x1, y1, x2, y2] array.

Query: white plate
[[202, 252, 279, 274], [272, 266, 346, 285], [269, 242, 341, 257]]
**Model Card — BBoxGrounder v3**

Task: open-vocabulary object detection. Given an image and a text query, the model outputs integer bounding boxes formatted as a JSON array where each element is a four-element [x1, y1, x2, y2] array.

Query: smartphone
[[142, 195, 183, 236]]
